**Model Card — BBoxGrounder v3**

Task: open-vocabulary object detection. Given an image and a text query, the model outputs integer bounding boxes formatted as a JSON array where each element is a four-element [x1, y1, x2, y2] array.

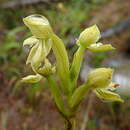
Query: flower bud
[[23, 14, 53, 39], [78, 25, 101, 48], [21, 74, 42, 83], [87, 68, 113, 89]]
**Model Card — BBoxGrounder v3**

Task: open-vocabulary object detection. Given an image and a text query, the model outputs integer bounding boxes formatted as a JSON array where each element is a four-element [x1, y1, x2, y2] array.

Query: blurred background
[[0, 0, 130, 129]]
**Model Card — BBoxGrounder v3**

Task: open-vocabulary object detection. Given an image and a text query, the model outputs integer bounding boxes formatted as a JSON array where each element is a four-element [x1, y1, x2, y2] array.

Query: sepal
[[87, 43, 115, 52], [87, 68, 113, 89], [23, 14, 53, 39]]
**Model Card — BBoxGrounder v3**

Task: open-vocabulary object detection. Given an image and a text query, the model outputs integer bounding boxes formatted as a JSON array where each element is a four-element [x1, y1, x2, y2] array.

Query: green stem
[[70, 45, 85, 92], [69, 84, 90, 109], [47, 76, 67, 117], [51, 34, 71, 94]]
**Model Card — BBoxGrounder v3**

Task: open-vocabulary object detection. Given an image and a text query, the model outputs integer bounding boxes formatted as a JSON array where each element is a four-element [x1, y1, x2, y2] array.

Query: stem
[[65, 117, 76, 130], [47, 76, 67, 117], [69, 84, 90, 109], [81, 92, 95, 130], [51, 34, 71, 94], [70, 45, 85, 92]]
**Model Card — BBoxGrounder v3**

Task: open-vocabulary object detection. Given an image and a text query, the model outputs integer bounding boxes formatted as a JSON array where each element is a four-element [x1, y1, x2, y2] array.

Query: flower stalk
[[70, 45, 85, 92]]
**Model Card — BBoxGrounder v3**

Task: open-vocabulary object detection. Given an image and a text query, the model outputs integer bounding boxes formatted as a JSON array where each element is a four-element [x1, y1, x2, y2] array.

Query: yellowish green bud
[[87, 68, 113, 89], [21, 74, 42, 83], [87, 43, 115, 52], [78, 25, 100, 48], [23, 14, 53, 39]]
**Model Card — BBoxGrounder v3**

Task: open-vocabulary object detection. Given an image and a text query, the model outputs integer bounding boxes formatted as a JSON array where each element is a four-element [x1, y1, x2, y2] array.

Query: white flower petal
[[23, 36, 39, 47]]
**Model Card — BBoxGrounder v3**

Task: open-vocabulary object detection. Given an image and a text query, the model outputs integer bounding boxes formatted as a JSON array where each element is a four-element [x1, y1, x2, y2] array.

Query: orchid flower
[[20, 14, 124, 130]]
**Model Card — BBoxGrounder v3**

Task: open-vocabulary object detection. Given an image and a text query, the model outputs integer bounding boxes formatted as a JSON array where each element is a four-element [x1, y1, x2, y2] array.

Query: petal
[[44, 38, 52, 56], [31, 40, 45, 68], [94, 89, 124, 102], [23, 36, 39, 47], [21, 74, 42, 83], [26, 42, 39, 65], [31, 39, 52, 69], [87, 43, 115, 52]]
